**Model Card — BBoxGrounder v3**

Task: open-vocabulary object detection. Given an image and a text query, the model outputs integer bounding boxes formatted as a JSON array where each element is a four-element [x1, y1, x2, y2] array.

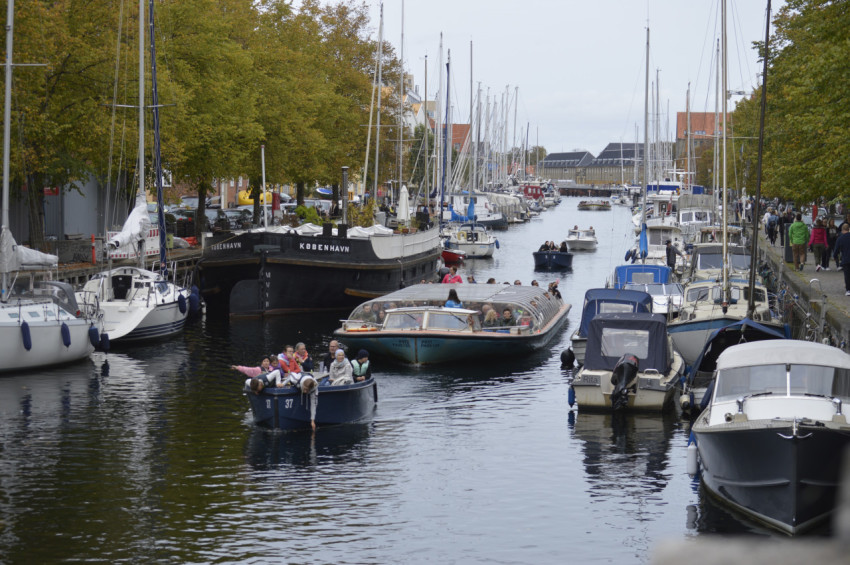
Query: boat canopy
[[585, 313, 670, 373], [690, 244, 751, 272], [717, 340, 850, 372], [688, 318, 789, 381], [612, 265, 671, 289], [346, 283, 564, 328], [578, 288, 653, 337]]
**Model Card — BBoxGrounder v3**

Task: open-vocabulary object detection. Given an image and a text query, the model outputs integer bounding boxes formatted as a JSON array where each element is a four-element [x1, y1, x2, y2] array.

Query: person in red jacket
[[442, 265, 462, 284], [809, 218, 829, 272]]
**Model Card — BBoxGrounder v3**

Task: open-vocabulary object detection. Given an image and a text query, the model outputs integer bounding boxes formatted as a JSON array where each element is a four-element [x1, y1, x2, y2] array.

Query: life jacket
[[351, 359, 370, 376]]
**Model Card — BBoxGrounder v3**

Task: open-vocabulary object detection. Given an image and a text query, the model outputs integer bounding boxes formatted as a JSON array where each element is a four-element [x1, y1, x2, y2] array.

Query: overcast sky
[[363, 0, 779, 156]]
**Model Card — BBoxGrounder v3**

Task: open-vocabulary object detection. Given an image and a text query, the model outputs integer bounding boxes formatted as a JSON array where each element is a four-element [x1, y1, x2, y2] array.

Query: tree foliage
[[732, 0, 850, 203]]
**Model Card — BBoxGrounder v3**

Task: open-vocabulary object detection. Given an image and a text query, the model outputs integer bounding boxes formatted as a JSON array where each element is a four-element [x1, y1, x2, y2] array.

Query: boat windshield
[[647, 229, 679, 245], [626, 283, 683, 296], [717, 364, 850, 402], [686, 286, 710, 302], [599, 327, 649, 359]]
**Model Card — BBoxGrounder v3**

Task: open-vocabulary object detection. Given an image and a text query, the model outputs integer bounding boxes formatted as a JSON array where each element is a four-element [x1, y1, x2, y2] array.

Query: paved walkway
[[756, 229, 850, 348]]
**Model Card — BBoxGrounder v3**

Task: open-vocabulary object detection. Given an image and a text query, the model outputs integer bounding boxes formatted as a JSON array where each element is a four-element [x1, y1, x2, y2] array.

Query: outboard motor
[[560, 348, 575, 368], [610, 353, 639, 411]]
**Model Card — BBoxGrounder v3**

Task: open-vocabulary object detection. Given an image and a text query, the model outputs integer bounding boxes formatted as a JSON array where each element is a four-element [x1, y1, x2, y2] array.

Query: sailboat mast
[[440, 54, 451, 226], [396, 0, 404, 206], [747, 0, 772, 318], [1, 0, 15, 295], [469, 41, 473, 191], [641, 27, 649, 227], [722, 0, 729, 301], [148, 0, 169, 277], [473, 82, 480, 192], [372, 4, 384, 201], [714, 39, 720, 213], [423, 55, 428, 198], [686, 82, 691, 190]]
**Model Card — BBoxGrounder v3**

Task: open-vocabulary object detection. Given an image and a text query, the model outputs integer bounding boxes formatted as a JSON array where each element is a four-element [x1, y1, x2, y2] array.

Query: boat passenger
[[559, 241, 568, 252], [531, 280, 539, 287], [538, 242, 550, 252], [548, 282, 562, 300], [445, 289, 463, 308], [231, 357, 270, 378], [283, 372, 319, 431], [294, 342, 314, 372], [483, 309, 499, 328], [328, 349, 353, 386], [519, 312, 534, 329], [268, 356, 281, 372], [351, 350, 371, 382], [356, 303, 378, 323], [514, 280, 522, 286], [442, 265, 463, 284], [321, 340, 340, 372], [486, 278, 497, 284], [247, 369, 284, 393], [500, 308, 516, 327], [467, 275, 477, 283], [278, 345, 299, 375]]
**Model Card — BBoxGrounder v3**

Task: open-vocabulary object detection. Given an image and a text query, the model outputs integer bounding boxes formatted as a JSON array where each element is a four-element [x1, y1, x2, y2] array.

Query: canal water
[[0, 201, 804, 564]]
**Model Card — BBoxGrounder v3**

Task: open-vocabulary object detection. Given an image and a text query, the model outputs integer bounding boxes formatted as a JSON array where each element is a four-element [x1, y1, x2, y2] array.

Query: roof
[[584, 312, 670, 372], [716, 340, 850, 371], [541, 151, 595, 168], [578, 288, 653, 336], [612, 265, 671, 289], [589, 143, 644, 167]]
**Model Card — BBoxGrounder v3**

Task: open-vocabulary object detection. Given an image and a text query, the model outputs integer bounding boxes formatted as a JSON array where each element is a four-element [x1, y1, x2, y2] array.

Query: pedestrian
[[832, 224, 850, 296], [809, 219, 828, 272], [826, 218, 840, 270], [766, 208, 779, 246], [665, 240, 683, 270], [777, 208, 787, 247], [788, 213, 810, 271]]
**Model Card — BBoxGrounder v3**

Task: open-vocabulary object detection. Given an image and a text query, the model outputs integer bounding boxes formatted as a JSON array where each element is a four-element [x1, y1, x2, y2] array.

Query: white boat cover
[[0, 227, 58, 272], [716, 340, 850, 371], [398, 185, 410, 222], [294, 223, 323, 235], [107, 193, 151, 251]]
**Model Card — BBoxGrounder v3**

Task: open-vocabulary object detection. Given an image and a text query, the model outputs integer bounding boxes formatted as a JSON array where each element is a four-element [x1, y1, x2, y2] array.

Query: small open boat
[[533, 250, 573, 270], [577, 200, 611, 211], [441, 245, 466, 263], [245, 377, 377, 431], [565, 228, 598, 251]]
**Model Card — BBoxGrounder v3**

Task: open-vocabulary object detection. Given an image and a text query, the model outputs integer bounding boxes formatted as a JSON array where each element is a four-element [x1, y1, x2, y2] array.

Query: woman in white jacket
[[328, 349, 353, 385]]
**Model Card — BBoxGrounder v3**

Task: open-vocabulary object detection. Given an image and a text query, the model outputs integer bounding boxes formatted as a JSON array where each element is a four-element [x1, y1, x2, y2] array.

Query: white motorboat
[[571, 312, 684, 411], [442, 223, 497, 258], [565, 228, 598, 251], [667, 279, 780, 366], [692, 340, 850, 534]]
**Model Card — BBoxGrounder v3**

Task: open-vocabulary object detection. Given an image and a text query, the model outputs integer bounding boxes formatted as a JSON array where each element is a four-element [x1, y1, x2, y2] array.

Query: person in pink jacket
[[809, 219, 829, 272], [230, 357, 271, 378]]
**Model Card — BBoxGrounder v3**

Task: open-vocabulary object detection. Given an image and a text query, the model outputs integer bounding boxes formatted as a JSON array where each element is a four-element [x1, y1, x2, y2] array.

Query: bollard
[[91, 234, 96, 264]]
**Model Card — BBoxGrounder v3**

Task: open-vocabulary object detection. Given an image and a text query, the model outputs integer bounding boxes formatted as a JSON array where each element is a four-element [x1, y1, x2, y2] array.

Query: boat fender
[[99, 333, 111, 352], [560, 348, 575, 368], [61, 322, 72, 347], [568, 385, 576, 408], [624, 249, 633, 261], [679, 393, 691, 412], [21, 321, 32, 351], [495, 239, 500, 249], [686, 432, 699, 476], [189, 288, 201, 314], [178, 294, 187, 314], [88, 325, 100, 348]]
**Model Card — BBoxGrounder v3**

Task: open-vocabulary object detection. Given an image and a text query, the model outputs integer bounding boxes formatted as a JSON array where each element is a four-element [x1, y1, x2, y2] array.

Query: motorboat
[[682, 243, 751, 284], [679, 318, 789, 415], [442, 223, 498, 258], [623, 281, 684, 316], [677, 194, 716, 244], [667, 279, 781, 367], [568, 289, 653, 366], [577, 200, 611, 211], [533, 249, 573, 270], [334, 284, 571, 365], [441, 243, 466, 264], [571, 312, 684, 411], [607, 264, 672, 290], [245, 376, 377, 431], [691, 340, 850, 534], [565, 228, 598, 251], [442, 192, 507, 230]]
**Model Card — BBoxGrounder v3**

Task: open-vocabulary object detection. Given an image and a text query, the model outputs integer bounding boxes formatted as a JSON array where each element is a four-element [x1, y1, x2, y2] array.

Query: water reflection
[[245, 423, 373, 470], [572, 411, 677, 495]]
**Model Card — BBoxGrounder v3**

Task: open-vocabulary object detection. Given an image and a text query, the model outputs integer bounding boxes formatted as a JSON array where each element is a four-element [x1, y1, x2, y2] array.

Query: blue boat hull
[[533, 251, 573, 270], [246, 378, 377, 431]]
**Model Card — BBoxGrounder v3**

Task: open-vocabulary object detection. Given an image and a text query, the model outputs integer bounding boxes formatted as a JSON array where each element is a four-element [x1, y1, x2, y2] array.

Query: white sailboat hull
[[0, 303, 96, 372]]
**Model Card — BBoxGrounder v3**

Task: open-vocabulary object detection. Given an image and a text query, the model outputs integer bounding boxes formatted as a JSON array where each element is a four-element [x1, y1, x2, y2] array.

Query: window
[[385, 312, 421, 330], [426, 312, 470, 331], [790, 365, 850, 400], [599, 302, 636, 314], [715, 364, 786, 401], [599, 328, 649, 359]]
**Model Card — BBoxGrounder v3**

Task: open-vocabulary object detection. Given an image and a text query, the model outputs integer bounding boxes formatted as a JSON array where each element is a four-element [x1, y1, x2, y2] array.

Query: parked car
[[171, 208, 211, 237], [148, 211, 176, 234], [222, 208, 252, 230]]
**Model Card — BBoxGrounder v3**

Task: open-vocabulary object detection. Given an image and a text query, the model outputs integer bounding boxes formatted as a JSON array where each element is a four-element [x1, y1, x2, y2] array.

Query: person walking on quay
[[809, 219, 829, 272], [826, 218, 840, 270], [832, 224, 850, 296], [788, 213, 810, 271], [766, 208, 779, 246], [777, 207, 787, 247]]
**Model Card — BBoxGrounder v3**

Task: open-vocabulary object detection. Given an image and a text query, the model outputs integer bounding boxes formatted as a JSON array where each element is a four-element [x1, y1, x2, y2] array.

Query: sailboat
[[76, 0, 192, 342], [0, 0, 104, 372]]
